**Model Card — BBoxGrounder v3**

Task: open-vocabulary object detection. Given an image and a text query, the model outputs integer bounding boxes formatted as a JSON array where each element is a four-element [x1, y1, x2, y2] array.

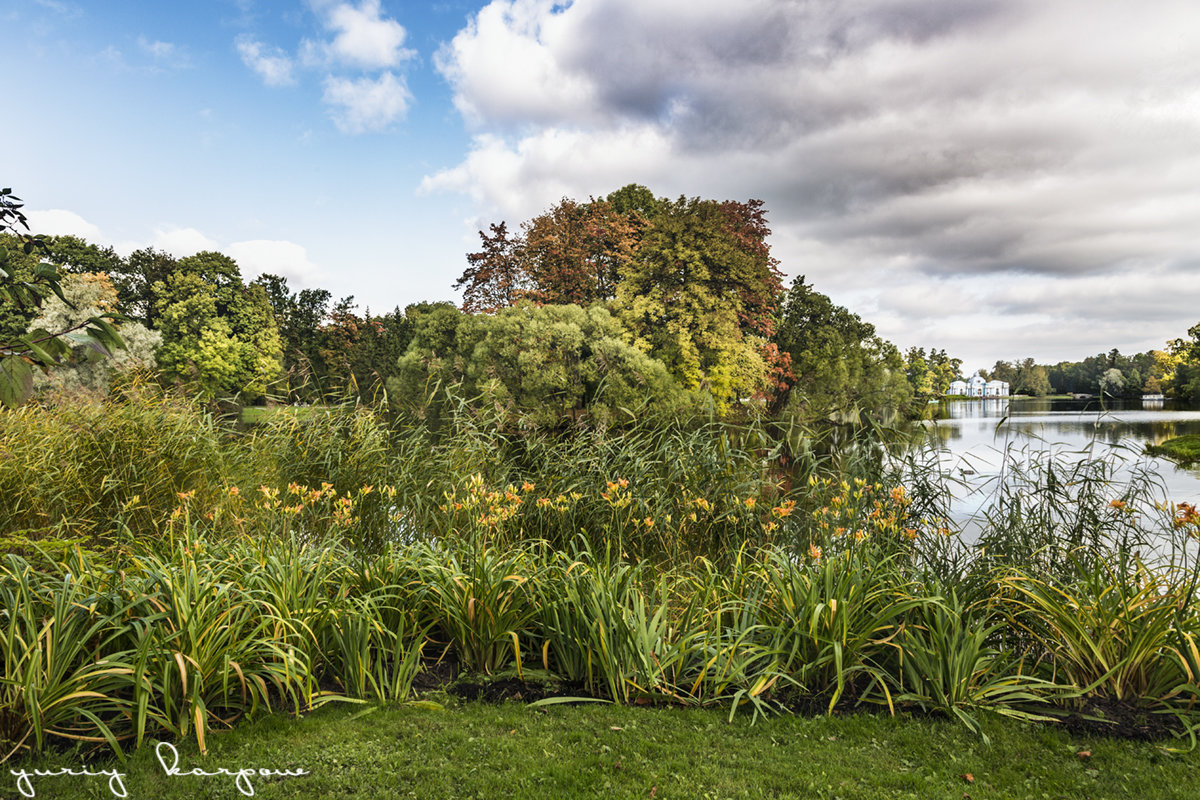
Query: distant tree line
[[979, 345, 1198, 402]]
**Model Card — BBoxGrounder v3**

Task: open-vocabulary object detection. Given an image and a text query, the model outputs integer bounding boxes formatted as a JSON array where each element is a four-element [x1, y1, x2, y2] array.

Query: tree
[[122, 247, 178, 327], [29, 272, 160, 396], [451, 186, 788, 413], [616, 196, 777, 412], [388, 301, 689, 428], [991, 358, 1051, 396], [154, 256, 282, 401], [0, 189, 123, 407], [776, 276, 910, 421], [1099, 367, 1125, 397], [522, 198, 639, 306], [455, 222, 530, 313], [44, 235, 124, 277], [250, 273, 333, 395], [1168, 323, 1200, 403]]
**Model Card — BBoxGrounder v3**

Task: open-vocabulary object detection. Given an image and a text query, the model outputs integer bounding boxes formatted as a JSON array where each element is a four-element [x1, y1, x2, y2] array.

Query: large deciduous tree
[[389, 301, 688, 428], [154, 252, 282, 400], [1168, 323, 1200, 402], [616, 196, 780, 412], [455, 222, 529, 314], [522, 198, 639, 306]]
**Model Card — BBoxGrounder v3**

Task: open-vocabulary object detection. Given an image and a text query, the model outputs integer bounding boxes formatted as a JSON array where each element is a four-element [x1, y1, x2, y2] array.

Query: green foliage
[[0, 189, 125, 407], [6, 391, 1200, 767], [391, 302, 692, 428], [894, 592, 1054, 742], [989, 358, 1052, 396], [1168, 323, 1200, 403], [776, 276, 911, 422], [996, 559, 1200, 715], [15, 702, 1200, 800], [452, 186, 785, 416], [616, 198, 771, 411], [0, 391, 264, 543], [1147, 434, 1200, 466], [1046, 347, 1170, 398], [0, 552, 134, 760], [904, 347, 963, 397], [154, 256, 283, 400]]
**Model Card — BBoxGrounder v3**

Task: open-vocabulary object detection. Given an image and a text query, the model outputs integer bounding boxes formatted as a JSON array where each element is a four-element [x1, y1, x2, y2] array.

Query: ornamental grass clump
[[995, 555, 1200, 721], [122, 535, 313, 755], [892, 590, 1054, 743], [757, 547, 923, 713], [0, 552, 134, 761], [534, 550, 680, 704]]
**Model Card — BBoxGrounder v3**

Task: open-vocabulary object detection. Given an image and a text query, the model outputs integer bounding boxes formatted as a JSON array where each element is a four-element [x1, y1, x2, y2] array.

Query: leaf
[[527, 696, 612, 708], [0, 355, 35, 408]]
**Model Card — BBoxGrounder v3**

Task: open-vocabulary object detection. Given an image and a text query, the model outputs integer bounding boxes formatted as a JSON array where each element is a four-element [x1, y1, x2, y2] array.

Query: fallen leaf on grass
[[962, 773, 974, 783], [1077, 750, 1091, 758]]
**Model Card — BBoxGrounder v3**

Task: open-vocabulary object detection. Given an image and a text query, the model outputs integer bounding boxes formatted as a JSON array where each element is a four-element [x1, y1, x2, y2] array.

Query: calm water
[[919, 398, 1200, 524]]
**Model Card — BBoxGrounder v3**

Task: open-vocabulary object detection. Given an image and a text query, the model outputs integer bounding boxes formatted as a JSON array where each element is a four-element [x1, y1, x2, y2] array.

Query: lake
[[918, 397, 1200, 528]]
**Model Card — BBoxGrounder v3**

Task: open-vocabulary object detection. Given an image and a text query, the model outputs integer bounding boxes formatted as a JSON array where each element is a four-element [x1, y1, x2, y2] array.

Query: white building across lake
[[948, 373, 1009, 398]]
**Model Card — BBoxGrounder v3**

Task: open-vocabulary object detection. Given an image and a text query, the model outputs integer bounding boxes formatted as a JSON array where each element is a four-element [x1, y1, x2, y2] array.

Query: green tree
[[154, 254, 282, 401], [1168, 323, 1200, 403], [250, 273, 334, 395], [776, 276, 910, 422], [44, 235, 124, 277], [389, 302, 688, 428], [616, 197, 776, 412]]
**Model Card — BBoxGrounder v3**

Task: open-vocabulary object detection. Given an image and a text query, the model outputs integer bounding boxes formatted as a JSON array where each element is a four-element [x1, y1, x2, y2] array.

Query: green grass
[[11, 701, 1200, 799], [1147, 434, 1200, 466]]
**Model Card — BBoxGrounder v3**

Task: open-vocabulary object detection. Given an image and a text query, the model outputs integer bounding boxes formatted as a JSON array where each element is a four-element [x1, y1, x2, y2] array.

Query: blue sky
[[6, 0, 1200, 371]]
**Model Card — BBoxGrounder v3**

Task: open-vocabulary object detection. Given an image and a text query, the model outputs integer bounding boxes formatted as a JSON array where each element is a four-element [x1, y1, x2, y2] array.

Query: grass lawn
[[10, 700, 1199, 800]]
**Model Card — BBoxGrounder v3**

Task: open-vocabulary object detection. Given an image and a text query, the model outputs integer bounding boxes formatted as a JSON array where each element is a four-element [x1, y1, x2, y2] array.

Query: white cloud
[[136, 36, 189, 69], [34, 0, 82, 18], [226, 239, 322, 287], [235, 0, 415, 133], [323, 71, 410, 133], [138, 37, 174, 59], [303, 0, 415, 70], [25, 209, 100, 239], [236, 35, 296, 87], [426, 0, 1200, 365], [152, 227, 219, 258]]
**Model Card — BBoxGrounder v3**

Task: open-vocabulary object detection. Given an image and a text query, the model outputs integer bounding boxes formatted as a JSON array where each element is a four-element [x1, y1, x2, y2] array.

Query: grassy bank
[[11, 701, 1199, 799], [1148, 434, 1200, 467]]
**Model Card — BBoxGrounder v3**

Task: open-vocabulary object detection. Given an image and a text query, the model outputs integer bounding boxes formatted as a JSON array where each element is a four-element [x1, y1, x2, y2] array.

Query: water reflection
[[944, 398, 1011, 420], [916, 398, 1200, 525]]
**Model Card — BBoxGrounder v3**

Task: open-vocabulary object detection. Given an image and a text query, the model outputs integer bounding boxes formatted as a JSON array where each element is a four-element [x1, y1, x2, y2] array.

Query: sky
[[5, 0, 1200, 372]]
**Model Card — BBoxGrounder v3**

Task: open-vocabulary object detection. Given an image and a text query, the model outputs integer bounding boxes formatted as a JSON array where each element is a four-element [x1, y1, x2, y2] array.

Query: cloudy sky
[[5, 0, 1200, 371]]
